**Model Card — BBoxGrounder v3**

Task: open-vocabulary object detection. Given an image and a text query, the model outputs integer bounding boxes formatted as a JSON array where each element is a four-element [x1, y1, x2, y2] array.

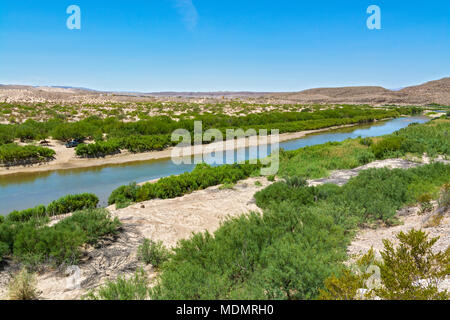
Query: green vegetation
[[147, 163, 448, 300], [279, 119, 450, 179], [0, 104, 416, 161], [319, 229, 450, 300], [108, 163, 262, 207], [5, 193, 99, 222], [2, 115, 449, 300], [137, 239, 171, 269], [0, 209, 121, 266], [84, 269, 150, 300], [0, 143, 55, 166], [83, 119, 450, 300]]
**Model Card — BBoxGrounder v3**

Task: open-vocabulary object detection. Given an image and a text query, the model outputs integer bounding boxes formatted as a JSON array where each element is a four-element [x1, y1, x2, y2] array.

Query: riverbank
[[0, 122, 367, 177]]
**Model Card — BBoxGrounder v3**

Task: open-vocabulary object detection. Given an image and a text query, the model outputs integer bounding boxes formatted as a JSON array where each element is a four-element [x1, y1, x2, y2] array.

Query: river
[[0, 116, 428, 214]]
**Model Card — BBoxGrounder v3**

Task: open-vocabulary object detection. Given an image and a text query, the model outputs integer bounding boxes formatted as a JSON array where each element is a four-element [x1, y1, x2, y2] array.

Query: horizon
[[2, 76, 448, 94], [1, 1, 449, 92]]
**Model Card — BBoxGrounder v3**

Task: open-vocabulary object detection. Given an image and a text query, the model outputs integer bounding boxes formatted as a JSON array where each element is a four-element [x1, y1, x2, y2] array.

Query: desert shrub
[[56, 209, 121, 245], [8, 268, 39, 300], [0, 219, 44, 255], [359, 137, 373, 147], [121, 135, 173, 153], [108, 182, 139, 206], [84, 269, 149, 300], [75, 140, 121, 158], [0, 144, 55, 165], [46, 193, 99, 216], [319, 229, 450, 300], [284, 176, 308, 188], [51, 121, 100, 142], [0, 125, 15, 145], [7, 205, 47, 222], [15, 120, 50, 142], [11, 209, 120, 266], [374, 229, 449, 300], [0, 241, 9, 261], [13, 224, 85, 266], [137, 239, 171, 268], [254, 182, 317, 209], [6, 193, 99, 222], [356, 150, 376, 165], [418, 194, 433, 214], [318, 268, 369, 300], [371, 136, 404, 159], [149, 163, 449, 300], [110, 163, 261, 205]]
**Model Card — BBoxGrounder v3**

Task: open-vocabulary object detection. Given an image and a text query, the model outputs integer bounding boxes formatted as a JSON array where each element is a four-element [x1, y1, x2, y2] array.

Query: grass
[[8, 268, 39, 300], [279, 139, 375, 179]]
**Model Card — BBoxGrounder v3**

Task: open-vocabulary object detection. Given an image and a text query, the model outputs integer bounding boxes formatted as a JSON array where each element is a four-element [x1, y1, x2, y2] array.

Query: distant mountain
[[0, 77, 449, 105], [265, 78, 450, 105]]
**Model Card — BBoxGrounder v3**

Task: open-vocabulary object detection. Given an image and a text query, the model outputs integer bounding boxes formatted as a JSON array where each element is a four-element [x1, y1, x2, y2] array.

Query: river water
[[0, 116, 428, 214]]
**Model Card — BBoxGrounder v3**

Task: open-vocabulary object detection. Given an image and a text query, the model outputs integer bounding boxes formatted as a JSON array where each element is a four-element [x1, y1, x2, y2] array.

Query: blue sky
[[0, 0, 449, 92]]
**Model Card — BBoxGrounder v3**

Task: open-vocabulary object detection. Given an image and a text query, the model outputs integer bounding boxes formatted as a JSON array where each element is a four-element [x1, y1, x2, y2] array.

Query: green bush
[[12, 209, 121, 266], [75, 140, 121, 158], [6, 193, 99, 222], [7, 205, 47, 222], [0, 144, 55, 165], [371, 137, 404, 159], [359, 137, 373, 147], [374, 229, 450, 300], [0, 241, 9, 262], [108, 183, 139, 206], [109, 163, 261, 205], [137, 239, 171, 268], [319, 230, 450, 300], [56, 209, 121, 245], [46, 193, 99, 216], [0, 125, 15, 145], [84, 269, 149, 300]]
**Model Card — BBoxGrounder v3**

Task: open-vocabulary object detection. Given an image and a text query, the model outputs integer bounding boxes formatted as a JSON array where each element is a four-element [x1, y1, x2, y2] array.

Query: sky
[[0, 0, 449, 92]]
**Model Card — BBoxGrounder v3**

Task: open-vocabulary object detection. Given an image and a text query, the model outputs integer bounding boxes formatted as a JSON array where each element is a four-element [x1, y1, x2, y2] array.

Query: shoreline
[[0, 121, 387, 177]]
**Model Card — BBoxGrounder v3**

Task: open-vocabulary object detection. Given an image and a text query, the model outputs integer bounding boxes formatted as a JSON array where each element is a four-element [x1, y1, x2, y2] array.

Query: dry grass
[[8, 268, 39, 300]]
